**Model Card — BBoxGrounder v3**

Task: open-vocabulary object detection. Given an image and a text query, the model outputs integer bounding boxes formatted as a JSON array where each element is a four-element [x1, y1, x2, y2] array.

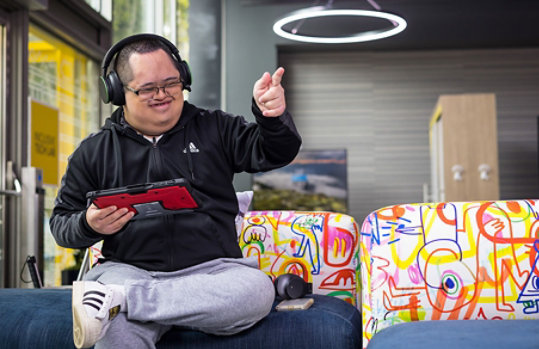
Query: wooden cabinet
[[430, 93, 499, 202]]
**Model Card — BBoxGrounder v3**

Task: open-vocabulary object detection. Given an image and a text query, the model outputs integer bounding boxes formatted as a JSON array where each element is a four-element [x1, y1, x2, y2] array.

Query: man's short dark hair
[[114, 38, 177, 85]]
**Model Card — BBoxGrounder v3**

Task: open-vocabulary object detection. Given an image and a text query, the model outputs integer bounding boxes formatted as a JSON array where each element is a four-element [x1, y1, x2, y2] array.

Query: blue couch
[[0, 288, 361, 348]]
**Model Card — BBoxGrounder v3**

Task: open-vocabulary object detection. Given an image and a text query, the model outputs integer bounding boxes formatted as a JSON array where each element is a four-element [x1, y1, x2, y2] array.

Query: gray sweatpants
[[84, 257, 275, 349]]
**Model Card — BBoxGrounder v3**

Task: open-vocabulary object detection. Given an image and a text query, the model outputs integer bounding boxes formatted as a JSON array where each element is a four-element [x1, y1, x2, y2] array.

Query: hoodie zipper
[[149, 136, 165, 179]]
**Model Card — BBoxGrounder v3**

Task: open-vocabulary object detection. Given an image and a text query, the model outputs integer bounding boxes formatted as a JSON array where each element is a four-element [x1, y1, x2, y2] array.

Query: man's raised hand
[[253, 67, 287, 117]]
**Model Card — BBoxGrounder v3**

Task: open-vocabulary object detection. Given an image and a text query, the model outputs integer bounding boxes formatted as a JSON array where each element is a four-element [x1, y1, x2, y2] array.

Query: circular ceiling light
[[273, 6, 407, 44]]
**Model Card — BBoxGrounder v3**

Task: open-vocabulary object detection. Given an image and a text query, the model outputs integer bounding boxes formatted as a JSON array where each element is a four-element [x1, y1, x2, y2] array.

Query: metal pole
[[17, 167, 44, 288]]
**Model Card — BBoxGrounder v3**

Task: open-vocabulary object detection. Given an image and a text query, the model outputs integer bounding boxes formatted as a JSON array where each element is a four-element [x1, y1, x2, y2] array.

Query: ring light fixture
[[272, 6, 407, 44]]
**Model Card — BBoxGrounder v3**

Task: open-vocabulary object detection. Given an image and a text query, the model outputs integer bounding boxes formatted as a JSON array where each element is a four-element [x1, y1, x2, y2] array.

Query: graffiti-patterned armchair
[[360, 199, 539, 349], [81, 209, 363, 347], [83, 209, 363, 347]]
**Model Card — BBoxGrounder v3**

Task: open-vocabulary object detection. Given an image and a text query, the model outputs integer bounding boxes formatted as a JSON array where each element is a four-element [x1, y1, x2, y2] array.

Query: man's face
[[123, 49, 185, 136]]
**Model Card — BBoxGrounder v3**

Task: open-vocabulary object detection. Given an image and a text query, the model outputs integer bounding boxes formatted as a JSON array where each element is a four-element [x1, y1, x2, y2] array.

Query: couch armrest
[[360, 199, 539, 348], [239, 210, 360, 307]]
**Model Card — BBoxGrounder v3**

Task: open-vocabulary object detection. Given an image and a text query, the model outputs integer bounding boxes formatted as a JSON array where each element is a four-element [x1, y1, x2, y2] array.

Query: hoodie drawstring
[[183, 126, 195, 181], [111, 126, 124, 186]]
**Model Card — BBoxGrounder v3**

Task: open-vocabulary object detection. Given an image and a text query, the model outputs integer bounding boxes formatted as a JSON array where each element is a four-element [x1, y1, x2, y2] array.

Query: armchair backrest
[[360, 199, 539, 348], [239, 210, 361, 306]]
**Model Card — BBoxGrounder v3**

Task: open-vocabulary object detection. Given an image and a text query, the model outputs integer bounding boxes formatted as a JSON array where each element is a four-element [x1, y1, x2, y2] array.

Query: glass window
[[112, 0, 189, 59], [113, 0, 151, 42], [84, 0, 112, 21], [28, 25, 101, 286]]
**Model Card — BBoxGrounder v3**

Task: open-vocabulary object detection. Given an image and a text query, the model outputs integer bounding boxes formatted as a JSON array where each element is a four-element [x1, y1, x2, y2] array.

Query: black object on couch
[[0, 288, 362, 348]]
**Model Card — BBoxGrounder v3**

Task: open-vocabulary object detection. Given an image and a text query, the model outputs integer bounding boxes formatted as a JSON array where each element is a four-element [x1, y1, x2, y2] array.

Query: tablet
[[86, 178, 198, 220]]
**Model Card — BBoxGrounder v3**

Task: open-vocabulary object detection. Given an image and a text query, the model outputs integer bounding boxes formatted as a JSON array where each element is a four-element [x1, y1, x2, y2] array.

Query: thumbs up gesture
[[253, 67, 287, 117]]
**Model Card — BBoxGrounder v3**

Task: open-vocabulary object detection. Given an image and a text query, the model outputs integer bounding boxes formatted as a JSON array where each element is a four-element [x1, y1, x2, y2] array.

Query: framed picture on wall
[[252, 149, 348, 212]]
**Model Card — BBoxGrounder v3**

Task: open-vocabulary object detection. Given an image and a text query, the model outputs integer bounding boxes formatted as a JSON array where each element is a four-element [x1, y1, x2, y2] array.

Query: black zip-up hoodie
[[50, 100, 301, 272]]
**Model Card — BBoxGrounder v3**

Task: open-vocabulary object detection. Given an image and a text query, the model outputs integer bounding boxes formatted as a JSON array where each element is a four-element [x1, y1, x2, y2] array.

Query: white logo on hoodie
[[183, 142, 199, 153]]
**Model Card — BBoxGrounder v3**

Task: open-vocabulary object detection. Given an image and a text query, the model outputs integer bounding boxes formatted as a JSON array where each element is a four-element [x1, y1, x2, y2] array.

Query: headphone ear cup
[[178, 60, 192, 92], [274, 275, 289, 299], [99, 75, 111, 104], [275, 274, 308, 300], [106, 70, 126, 106]]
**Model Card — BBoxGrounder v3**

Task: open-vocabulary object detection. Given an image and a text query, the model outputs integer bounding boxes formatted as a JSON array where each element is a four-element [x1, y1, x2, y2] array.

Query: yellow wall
[[29, 25, 100, 286]]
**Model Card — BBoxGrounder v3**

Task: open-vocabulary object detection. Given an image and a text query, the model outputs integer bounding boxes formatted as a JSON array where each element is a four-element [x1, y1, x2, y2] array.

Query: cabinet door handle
[[451, 164, 464, 181], [478, 164, 491, 181]]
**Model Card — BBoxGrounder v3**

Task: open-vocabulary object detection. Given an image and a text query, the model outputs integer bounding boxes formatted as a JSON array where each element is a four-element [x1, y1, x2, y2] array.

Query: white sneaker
[[72, 281, 124, 348]]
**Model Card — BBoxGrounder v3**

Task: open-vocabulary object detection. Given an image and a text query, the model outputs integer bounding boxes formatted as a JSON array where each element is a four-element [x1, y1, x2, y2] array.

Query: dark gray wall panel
[[280, 48, 539, 222]]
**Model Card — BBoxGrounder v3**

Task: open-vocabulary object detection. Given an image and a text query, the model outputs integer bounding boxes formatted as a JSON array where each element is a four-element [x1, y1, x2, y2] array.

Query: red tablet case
[[86, 179, 198, 220]]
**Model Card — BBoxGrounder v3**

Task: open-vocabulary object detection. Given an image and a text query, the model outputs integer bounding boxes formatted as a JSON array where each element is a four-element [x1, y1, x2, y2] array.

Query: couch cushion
[[0, 289, 362, 349], [0, 288, 74, 348], [160, 294, 362, 349], [367, 319, 539, 349]]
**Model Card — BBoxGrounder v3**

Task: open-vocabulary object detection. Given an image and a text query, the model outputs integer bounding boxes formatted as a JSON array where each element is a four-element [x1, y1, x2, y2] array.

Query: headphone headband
[[101, 33, 181, 77], [100, 33, 192, 105]]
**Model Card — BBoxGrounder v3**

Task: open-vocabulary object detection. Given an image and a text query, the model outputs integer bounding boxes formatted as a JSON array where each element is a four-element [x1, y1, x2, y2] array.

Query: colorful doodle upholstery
[[239, 210, 360, 306], [360, 199, 539, 348]]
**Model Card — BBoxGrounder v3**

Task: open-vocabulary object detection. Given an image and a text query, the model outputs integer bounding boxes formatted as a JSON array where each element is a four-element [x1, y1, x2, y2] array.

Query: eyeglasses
[[125, 80, 183, 100]]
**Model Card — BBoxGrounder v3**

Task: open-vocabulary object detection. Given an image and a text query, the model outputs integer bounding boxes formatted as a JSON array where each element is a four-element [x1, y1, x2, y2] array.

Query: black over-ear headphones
[[99, 33, 192, 106], [274, 274, 312, 300]]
